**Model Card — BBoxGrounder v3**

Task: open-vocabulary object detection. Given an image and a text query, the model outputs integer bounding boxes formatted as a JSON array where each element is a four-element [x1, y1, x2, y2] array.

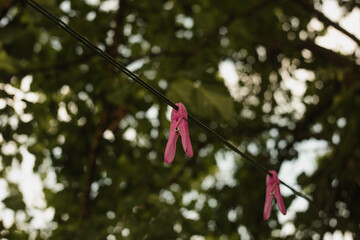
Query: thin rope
[[24, 0, 329, 217]]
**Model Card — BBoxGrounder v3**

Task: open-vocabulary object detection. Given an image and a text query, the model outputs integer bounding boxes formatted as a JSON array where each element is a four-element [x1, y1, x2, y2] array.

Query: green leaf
[[167, 79, 234, 121], [3, 194, 26, 211], [196, 85, 234, 121]]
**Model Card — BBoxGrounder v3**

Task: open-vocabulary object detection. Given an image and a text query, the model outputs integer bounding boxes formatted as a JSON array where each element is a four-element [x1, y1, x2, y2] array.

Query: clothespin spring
[[174, 117, 186, 132], [270, 182, 279, 196]]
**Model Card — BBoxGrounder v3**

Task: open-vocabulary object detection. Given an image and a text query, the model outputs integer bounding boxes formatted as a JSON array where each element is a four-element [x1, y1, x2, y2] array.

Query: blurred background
[[0, 0, 360, 239]]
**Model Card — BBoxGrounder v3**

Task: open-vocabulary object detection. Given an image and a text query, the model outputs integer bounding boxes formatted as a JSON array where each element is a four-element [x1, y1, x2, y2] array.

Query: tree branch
[[297, 0, 360, 47], [106, 0, 127, 58], [260, 38, 359, 72], [19, 54, 95, 75], [79, 105, 127, 222], [79, 107, 109, 222]]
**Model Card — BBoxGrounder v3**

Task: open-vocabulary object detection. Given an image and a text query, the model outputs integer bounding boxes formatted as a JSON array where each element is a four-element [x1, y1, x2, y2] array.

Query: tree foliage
[[0, 0, 360, 239]]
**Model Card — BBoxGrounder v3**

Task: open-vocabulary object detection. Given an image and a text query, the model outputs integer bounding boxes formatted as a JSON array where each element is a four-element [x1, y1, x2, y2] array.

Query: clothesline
[[24, 0, 328, 219]]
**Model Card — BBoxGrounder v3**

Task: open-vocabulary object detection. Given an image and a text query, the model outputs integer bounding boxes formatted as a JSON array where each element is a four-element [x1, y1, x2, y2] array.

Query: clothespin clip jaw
[[263, 170, 287, 220], [164, 103, 193, 164]]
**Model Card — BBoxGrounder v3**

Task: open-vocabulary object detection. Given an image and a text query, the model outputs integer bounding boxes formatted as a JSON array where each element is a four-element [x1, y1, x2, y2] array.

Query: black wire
[[279, 180, 323, 211], [24, 0, 327, 215], [187, 114, 270, 174]]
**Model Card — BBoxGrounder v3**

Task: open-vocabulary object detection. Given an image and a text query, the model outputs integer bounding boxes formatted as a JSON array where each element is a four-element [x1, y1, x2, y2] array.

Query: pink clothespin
[[164, 103, 193, 164], [263, 170, 287, 220]]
